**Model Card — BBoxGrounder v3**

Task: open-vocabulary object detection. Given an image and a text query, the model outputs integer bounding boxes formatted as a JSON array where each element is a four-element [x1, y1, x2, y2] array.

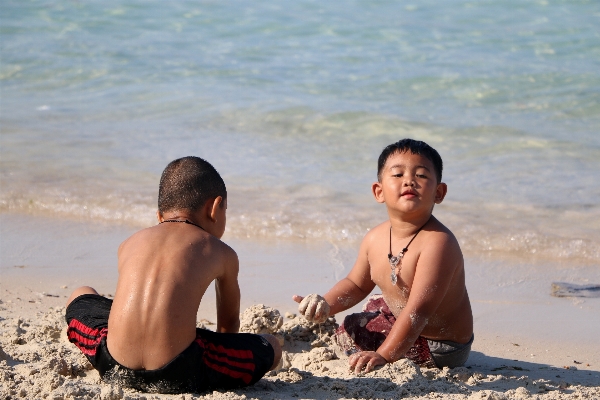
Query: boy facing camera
[[294, 139, 473, 373]]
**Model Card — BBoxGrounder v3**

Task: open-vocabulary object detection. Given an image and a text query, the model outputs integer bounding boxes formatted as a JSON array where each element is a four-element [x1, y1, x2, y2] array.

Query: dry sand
[[1, 289, 599, 400], [1, 214, 599, 399]]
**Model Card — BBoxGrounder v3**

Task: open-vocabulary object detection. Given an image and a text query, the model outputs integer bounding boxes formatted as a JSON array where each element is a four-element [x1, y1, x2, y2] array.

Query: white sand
[[1, 213, 599, 399]]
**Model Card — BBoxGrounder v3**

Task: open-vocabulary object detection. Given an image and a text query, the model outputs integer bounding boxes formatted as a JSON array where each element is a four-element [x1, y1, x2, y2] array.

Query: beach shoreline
[[3, 1, 600, 397], [1, 213, 599, 398], [0, 214, 600, 399]]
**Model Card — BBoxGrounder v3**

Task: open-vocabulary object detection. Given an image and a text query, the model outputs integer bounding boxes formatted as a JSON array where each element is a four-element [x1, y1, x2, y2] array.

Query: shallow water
[[1, 1, 599, 266]]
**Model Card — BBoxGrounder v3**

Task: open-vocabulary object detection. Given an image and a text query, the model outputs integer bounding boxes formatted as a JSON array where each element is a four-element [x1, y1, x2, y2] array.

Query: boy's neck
[[388, 213, 433, 237], [159, 210, 205, 230]]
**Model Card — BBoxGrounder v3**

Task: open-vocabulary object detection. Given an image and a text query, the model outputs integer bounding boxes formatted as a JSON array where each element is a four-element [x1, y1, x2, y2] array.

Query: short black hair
[[377, 139, 443, 182], [158, 156, 227, 213]]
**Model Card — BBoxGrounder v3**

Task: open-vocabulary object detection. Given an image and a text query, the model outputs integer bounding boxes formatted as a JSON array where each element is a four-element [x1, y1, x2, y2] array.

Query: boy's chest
[[367, 246, 420, 311]]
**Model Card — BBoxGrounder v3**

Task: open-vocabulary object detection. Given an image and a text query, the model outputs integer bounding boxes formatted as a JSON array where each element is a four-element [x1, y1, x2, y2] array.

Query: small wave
[[2, 189, 598, 266]]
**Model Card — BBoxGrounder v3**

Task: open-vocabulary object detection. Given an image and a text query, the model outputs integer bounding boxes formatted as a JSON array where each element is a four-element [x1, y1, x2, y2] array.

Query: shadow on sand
[[219, 352, 600, 399], [465, 351, 599, 393]]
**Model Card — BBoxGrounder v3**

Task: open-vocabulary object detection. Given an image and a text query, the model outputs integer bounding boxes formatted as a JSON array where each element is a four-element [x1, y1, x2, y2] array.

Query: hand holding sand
[[292, 293, 330, 323]]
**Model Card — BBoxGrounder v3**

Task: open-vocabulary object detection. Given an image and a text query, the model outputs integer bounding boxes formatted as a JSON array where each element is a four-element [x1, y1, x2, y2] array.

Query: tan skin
[[67, 196, 281, 371], [294, 151, 472, 374]]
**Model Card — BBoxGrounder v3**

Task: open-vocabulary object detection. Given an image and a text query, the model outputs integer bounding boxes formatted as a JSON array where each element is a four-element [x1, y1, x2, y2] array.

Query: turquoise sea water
[[1, 1, 599, 265]]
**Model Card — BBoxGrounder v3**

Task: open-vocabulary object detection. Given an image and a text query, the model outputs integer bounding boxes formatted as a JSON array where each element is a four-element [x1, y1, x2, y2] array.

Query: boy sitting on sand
[[293, 139, 473, 373], [65, 156, 282, 394]]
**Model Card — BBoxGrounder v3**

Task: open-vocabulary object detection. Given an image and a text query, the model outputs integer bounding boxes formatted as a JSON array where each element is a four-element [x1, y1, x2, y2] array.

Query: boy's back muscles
[[106, 223, 240, 371]]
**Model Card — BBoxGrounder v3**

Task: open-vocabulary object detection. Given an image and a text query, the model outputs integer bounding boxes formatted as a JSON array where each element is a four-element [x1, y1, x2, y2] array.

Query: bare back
[[107, 222, 240, 370]]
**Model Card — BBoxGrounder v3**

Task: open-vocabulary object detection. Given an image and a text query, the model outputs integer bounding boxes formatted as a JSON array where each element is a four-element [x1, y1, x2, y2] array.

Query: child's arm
[[215, 250, 241, 333], [349, 233, 462, 373], [293, 236, 376, 322]]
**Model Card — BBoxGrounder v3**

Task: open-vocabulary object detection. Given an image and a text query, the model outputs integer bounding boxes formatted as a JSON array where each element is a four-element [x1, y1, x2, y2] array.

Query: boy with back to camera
[[293, 139, 473, 373], [65, 156, 282, 394]]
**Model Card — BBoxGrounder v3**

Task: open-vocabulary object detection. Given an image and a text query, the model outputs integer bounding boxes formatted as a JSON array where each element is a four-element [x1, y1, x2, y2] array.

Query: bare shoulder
[[211, 237, 239, 264], [362, 221, 390, 247], [119, 225, 238, 267], [419, 217, 463, 265], [425, 217, 459, 242], [195, 234, 239, 280], [117, 226, 154, 253]]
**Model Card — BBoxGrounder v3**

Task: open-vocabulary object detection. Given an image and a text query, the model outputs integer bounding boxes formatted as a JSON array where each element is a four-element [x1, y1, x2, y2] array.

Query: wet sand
[[1, 213, 599, 399]]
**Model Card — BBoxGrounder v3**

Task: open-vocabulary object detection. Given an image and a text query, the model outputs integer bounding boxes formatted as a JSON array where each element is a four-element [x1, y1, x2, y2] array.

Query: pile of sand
[[1, 302, 599, 399]]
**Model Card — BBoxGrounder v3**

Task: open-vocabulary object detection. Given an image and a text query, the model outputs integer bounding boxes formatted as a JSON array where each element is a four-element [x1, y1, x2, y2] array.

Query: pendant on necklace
[[387, 219, 429, 285], [388, 251, 405, 285]]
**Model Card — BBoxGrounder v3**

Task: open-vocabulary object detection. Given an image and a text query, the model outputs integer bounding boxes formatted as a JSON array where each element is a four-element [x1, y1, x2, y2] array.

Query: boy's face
[[372, 151, 447, 216]]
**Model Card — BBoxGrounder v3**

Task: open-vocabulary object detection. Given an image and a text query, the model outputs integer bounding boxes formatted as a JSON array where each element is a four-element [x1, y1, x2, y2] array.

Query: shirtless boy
[[293, 139, 473, 373], [65, 156, 282, 393]]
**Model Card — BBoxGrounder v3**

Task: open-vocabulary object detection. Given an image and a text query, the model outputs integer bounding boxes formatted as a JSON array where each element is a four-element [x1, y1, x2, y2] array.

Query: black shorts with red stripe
[[65, 294, 274, 394]]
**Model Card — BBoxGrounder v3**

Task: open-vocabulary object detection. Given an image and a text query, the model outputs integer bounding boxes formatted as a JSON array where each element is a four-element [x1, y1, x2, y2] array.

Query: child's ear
[[435, 182, 448, 204], [208, 196, 224, 221], [372, 181, 385, 203], [156, 210, 164, 223]]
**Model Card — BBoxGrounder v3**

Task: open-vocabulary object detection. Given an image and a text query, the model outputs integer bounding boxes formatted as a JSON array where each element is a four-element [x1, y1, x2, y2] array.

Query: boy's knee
[[66, 286, 99, 307], [260, 334, 282, 370]]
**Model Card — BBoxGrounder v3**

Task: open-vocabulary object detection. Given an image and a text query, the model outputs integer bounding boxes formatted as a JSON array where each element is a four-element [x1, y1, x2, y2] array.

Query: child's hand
[[348, 351, 388, 374], [292, 294, 330, 323]]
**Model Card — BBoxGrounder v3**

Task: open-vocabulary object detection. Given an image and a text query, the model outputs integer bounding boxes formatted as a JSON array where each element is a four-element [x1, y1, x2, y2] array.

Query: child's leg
[[335, 311, 391, 354], [64, 287, 112, 371], [334, 295, 396, 354], [66, 286, 99, 307], [259, 334, 282, 370], [193, 329, 279, 390]]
